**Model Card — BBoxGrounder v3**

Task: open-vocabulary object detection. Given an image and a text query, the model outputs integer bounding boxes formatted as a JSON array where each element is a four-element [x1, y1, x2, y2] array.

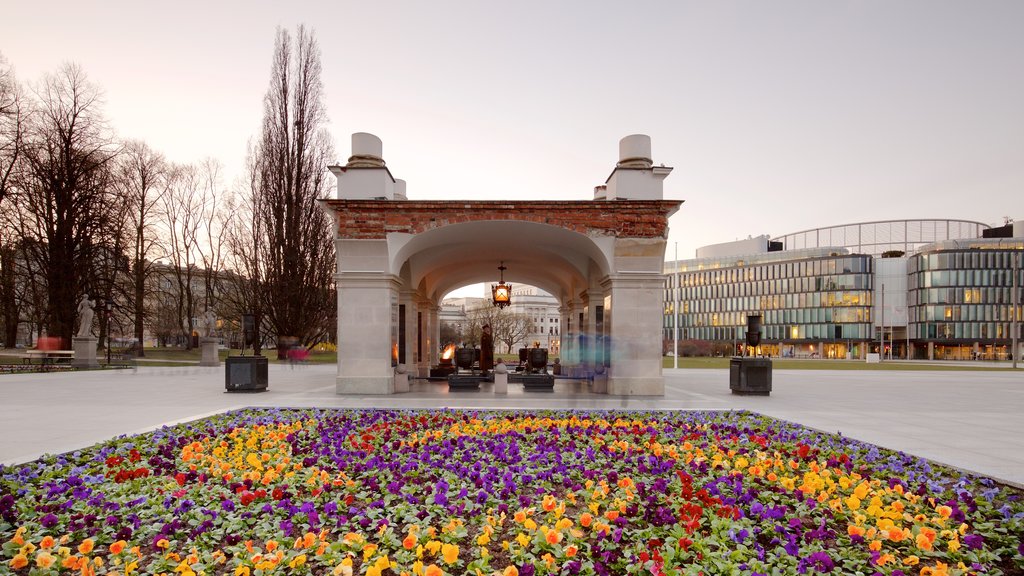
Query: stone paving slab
[[0, 364, 1021, 487]]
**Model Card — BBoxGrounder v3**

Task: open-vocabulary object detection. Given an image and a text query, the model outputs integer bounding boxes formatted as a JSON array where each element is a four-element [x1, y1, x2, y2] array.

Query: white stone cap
[[347, 132, 385, 168], [618, 134, 653, 169]]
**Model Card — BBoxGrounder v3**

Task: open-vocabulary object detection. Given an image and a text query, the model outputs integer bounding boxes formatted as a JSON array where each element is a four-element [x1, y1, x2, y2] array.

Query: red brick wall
[[321, 200, 682, 240]]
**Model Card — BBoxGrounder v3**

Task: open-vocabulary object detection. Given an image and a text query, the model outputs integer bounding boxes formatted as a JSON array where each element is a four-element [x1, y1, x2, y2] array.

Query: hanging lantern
[[492, 261, 512, 308]]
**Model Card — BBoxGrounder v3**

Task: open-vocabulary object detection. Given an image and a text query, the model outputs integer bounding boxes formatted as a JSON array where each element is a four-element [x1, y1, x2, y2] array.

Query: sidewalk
[[1, 364, 1021, 487]]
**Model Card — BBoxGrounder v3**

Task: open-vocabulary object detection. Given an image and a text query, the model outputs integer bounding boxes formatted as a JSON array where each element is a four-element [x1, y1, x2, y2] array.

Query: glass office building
[[908, 239, 1024, 360], [773, 219, 988, 257], [666, 248, 875, 359]]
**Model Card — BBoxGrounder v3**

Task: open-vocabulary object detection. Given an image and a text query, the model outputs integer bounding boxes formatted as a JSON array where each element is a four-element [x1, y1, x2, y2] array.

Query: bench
[[21, 350, 75, 365]]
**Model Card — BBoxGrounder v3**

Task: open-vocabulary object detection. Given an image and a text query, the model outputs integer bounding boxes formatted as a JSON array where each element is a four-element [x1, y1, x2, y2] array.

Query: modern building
[[772, 219, 989, 257], [666, 220, 1023, 361], [908, 238, 1024, 360]]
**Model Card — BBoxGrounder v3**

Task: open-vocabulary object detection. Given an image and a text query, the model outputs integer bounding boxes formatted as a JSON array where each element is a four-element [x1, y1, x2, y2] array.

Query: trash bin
[[225, 356, 268, 392]]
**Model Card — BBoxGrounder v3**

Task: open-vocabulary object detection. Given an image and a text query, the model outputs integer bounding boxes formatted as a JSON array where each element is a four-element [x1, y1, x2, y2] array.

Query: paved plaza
[[0, 364, 1021, 487]]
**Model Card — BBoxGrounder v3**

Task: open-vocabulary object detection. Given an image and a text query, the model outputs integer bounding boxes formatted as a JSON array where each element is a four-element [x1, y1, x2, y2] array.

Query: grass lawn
[[663, 357, 1019, 371], [1, 408, 1021, 575]]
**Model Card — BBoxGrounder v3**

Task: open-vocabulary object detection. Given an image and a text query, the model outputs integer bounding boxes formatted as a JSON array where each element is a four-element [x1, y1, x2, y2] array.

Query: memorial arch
[[320, 133, 681, 395]]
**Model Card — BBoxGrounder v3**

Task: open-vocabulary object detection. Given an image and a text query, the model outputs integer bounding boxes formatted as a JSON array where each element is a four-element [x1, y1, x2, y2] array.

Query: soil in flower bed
[[2, 409, 1023, 576]]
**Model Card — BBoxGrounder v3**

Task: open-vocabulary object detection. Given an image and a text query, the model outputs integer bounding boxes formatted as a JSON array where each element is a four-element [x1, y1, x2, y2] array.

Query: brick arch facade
[[321, 199, 680, 240]]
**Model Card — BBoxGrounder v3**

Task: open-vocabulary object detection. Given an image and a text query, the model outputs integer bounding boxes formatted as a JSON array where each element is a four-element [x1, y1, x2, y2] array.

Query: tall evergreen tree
[[232, 26, 335, 356]]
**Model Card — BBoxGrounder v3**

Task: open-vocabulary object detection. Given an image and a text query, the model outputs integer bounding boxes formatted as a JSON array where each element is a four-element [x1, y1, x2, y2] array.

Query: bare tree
[[195, 158, 226, 316], [496, 312, 534, 354], [160, 163, 204, 348], [0, 55, 24, 345], [115, 140, 166, 355], [233, 25, 336, 357], [0, 52, 23, 207], [16, 64, 118, 342]]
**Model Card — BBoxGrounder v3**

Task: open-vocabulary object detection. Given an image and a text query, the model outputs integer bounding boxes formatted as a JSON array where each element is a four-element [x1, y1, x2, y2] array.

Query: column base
[[336, 376, 394, 395], [607, 376, 664, 396]]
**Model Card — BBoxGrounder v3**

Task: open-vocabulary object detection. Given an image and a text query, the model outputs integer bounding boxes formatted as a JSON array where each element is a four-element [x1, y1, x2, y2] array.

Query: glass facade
[[908, 244, 1024, 358], [665, 252, 874, 355], [773, 219, 988, 257]]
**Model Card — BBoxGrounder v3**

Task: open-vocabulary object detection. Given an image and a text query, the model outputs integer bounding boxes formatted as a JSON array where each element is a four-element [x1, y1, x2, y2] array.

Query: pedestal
[[448, 374, 483, 391], [225, 356, 268, 392], [72, 337, 99, 369], [394, 364, 410, 393], [199, 338, 220, 367], [493, 371, 508, 395], [729, 357, 772, 396], [592, 372, 608, 394]]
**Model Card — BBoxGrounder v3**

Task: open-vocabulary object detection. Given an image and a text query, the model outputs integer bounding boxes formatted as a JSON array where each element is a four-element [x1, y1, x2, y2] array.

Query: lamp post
[[104, 297, 113, 366]]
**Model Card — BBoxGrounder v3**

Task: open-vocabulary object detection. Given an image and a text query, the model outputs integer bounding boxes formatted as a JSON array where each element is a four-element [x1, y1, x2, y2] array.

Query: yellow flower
[[846, 495, 861, 510], [79, 539, 96, 554], [441, 543, 459, 564], [425, 540, 441, 556], [332, 563, 354, 576], [902, 555, 920, 566], [288, 554, 307, 569], [234, 565, 251, 576], [35, 551, 56, 568]]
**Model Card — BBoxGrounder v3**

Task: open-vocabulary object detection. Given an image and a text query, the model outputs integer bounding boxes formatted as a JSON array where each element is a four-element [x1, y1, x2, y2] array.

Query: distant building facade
[[666, 219, 1023, 361]]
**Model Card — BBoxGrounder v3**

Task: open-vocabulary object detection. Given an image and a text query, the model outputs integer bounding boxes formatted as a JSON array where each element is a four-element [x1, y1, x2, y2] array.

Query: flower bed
[[2, 409, 1022, 575]]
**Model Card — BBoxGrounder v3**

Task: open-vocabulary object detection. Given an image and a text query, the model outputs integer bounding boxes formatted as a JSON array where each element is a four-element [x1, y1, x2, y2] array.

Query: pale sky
[[4, 1, 1023, 299]]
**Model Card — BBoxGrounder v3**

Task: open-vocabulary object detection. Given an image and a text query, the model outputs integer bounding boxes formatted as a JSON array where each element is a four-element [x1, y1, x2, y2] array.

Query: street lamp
[[104, 297, 113, 366]]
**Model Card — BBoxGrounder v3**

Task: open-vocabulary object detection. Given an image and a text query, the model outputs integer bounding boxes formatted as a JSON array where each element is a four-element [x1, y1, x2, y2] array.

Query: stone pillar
[[928, 341, 935, 360], [72, 337, 99, 368], [493, 362, 508, 395], [559, 301, 577, 371], [400, 290, 419, 371], [199, 337, 220, 367], [601, 273, 666, 395], [816, 342, 823, 359], [428, 305, 441, 368], [415, 296, 432, 377], [336, 271, 400, 394]]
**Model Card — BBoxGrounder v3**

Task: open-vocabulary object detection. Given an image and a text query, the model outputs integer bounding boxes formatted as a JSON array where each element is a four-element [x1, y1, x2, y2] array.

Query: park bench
[[21, 349, 75, 365]]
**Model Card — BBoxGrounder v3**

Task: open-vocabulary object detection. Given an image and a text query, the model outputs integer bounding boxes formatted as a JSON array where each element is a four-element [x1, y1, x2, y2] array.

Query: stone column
[[559, 301, 576, 371], [336, 272, 401, 394], [928, 341, 935, 360], [601, 273, 666, 395], [399, 290, 419, 368], [415, 296, 432, 377], [428, 304, 441, 368]]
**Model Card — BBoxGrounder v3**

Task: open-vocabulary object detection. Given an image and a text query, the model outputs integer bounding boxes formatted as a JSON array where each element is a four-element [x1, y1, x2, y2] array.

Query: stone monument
[[72, 294, 99, 368], [199, 309, 220, 367]]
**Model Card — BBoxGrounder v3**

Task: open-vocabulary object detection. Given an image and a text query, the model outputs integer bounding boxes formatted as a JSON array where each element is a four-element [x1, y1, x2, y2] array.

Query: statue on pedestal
[[76, 294, 95, 338], [202, 309, 217, 338]]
